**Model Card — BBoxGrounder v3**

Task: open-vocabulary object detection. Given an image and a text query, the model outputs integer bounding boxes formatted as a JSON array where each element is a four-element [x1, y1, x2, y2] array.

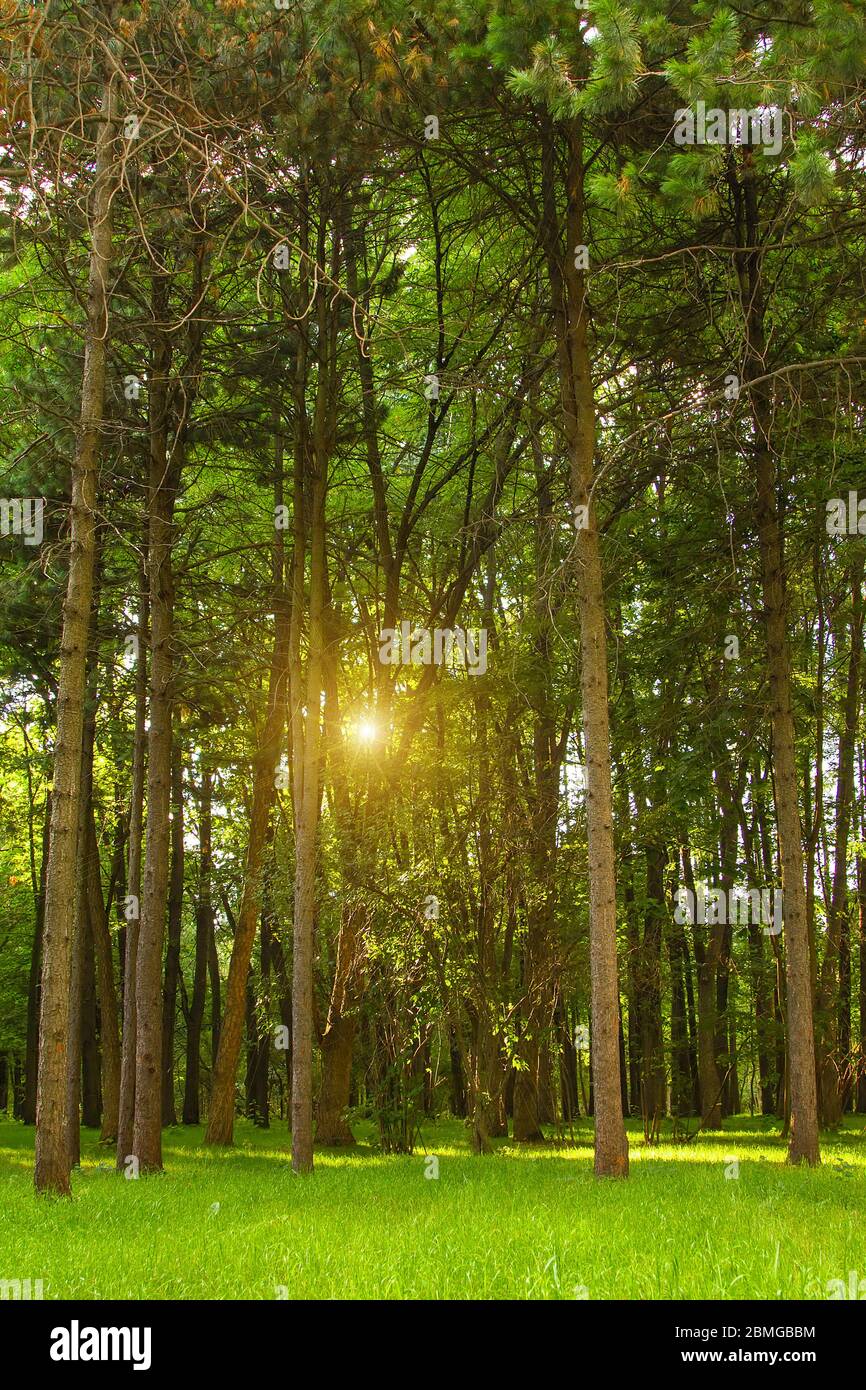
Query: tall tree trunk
[[816, 559, 863, 1123], [161, 741, 184, 1126], [738, 146, 819, 1165], [514, 452, 561, 1141], [291, 414, 326, 1175], [71, 567, 104, 1149], [85, 812, 120, 1144], [290, 193, 334, 1174], [65, 901, 84, 1168], [132, 273, 176, 1174], [208, 916, 221, 1069], [540, 113, 627, 1176], [203, 611, 290, 1141], [183, 767, 211, 1125], [34, 80, 117, 1197], [204, 402, 290, 1144], [116, 570, 148, 1170]]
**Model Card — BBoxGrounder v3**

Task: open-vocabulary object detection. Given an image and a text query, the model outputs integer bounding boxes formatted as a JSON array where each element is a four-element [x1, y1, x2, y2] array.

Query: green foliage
[[579, 0, 644, 113], [788, 130, 838, 206], [659, 150, 722, 215], [587, 161, 640, 216], [507, 39, 583, 119]]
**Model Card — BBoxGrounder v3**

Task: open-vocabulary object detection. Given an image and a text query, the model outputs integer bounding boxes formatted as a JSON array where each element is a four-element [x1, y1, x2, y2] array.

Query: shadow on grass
[[2, 1114, 865, 1189]]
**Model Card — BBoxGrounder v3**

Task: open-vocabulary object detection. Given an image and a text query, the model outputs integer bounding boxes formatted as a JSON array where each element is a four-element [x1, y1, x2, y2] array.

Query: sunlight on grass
[[1, 1117, 864, 1300]]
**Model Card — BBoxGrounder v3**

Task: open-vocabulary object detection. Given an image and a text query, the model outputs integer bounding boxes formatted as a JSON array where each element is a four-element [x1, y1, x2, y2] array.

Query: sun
[[355, 717, 378, 745]]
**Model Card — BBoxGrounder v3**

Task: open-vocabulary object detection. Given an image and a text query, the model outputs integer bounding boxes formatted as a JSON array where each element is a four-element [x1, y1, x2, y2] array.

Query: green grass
[[1, 1115, 864, 1299]]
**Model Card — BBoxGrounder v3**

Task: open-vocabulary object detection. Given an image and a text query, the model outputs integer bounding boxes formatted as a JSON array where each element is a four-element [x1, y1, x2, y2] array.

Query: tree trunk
[[639, 839, 667, 1133], [204, 404, 289, 1143], [161, 741, 184, 1126], [132, 273, 176, 1174], [86, 809, 121, 1142], [316, 903, 365, 1145], [668, 914, 692, 1118], [684, 840, 723, 1127], [739, 147, 819, 1165], [816, 558, 863, 1123], [203, 591, 290, 1142], [857, 746, 866, 1113], [81, 908, 101, 1129], [183, 767, 211, 1125], [208, 917, 221, 1069], [116, 569, 148, 1170], [539, 112, 627, 1176], [254, 913, 271, 1127], [35, 84, 117, 1195], [291, 423, 326, 1175]]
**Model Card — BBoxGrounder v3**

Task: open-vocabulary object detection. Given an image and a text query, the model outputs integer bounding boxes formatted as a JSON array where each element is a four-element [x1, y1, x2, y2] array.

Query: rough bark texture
[[541, 113, 628, 1177], [35, 86, 117, 1197]]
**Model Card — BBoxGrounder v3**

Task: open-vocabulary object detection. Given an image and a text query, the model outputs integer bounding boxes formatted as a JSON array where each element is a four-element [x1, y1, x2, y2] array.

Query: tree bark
[[204, 386, 290, 1142], [132, 271, 176, 1174], [183, 767, 211, 1125], [203, 606, 290, 1142], [86, 808, 121, 1142], [161, 741, 184, 1126], [291, 410, 326, 1175], [116, 569, 148, 1170], [80, 908, 101, 1129], [35, 84, 117, 1195], [815, 558, 863, 1123], [316, 903, 364, 1145], [738, 147, 819, 1165], [540, 113, 628, 1176]]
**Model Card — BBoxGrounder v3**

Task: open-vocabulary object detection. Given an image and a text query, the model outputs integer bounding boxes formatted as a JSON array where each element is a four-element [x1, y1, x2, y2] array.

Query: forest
[[0, 0, 865, 1306]]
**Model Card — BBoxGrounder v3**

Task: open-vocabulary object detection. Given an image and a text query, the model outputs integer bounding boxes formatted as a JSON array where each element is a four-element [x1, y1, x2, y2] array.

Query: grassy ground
[[1, 1115, 864, 1300]]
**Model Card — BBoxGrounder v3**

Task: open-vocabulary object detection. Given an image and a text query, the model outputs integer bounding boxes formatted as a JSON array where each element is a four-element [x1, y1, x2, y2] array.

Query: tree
[[34, 72, 119, 1196]]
